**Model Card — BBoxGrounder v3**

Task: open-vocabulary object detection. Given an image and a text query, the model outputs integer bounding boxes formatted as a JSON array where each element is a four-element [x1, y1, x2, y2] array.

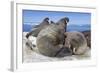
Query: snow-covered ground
[[23, 32, 91, 63]]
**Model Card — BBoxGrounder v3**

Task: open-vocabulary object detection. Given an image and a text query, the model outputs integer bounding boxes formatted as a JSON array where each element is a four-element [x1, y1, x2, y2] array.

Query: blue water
[[67, 24, 90, 32], [23, 24, 91, 32]]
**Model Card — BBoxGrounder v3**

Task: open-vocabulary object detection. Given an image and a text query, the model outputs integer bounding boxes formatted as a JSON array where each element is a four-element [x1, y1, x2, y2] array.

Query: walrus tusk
[[73, 47, 76, 54]]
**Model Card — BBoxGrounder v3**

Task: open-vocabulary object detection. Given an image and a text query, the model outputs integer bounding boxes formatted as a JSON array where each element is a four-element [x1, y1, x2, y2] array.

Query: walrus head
[[61, 17, 69, 24], [56, 17, 69, 29], [56, 17, 69, 32], [57, 17, 69, 25], [43, 17, 49, 22]]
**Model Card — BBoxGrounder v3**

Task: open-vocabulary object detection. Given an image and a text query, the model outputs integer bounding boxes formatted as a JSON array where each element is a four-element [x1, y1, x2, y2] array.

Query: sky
[[23, 10, 91, 25]]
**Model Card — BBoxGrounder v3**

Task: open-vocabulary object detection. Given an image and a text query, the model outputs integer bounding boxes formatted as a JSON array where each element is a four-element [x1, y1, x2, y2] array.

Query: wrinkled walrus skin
[[26, 17, 50, 38], [64, 31, 87, 55], [36, 17, 69, 57]]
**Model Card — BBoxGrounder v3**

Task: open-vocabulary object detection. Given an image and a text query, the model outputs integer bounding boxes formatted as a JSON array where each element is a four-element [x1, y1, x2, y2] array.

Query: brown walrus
[[64, 31, 87, 55], [36, 17, 69, 57]]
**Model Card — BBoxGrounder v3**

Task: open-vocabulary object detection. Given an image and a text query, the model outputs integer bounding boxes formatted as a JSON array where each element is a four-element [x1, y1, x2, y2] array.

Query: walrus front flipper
[[55, 47, 73, 57], [25, 28, 39, 38], [26, 30, 33, 38]]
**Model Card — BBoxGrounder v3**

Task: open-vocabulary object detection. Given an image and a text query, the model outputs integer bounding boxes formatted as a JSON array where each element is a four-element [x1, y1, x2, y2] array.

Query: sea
[[23, 24, 91, 32]]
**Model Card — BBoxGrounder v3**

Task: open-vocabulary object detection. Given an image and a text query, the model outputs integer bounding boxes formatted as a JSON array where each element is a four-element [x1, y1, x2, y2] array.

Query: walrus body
[[36, 17, 69, 57], [26, 17, 50, 38], [64, 31, 87, 55]]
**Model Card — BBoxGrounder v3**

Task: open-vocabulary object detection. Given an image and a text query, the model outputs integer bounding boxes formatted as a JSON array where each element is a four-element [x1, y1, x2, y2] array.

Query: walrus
[[64, 31, 87, 55], [26, 17, 50, 38], [82, 30, 91, 48], [36, 17, 69, 57]]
